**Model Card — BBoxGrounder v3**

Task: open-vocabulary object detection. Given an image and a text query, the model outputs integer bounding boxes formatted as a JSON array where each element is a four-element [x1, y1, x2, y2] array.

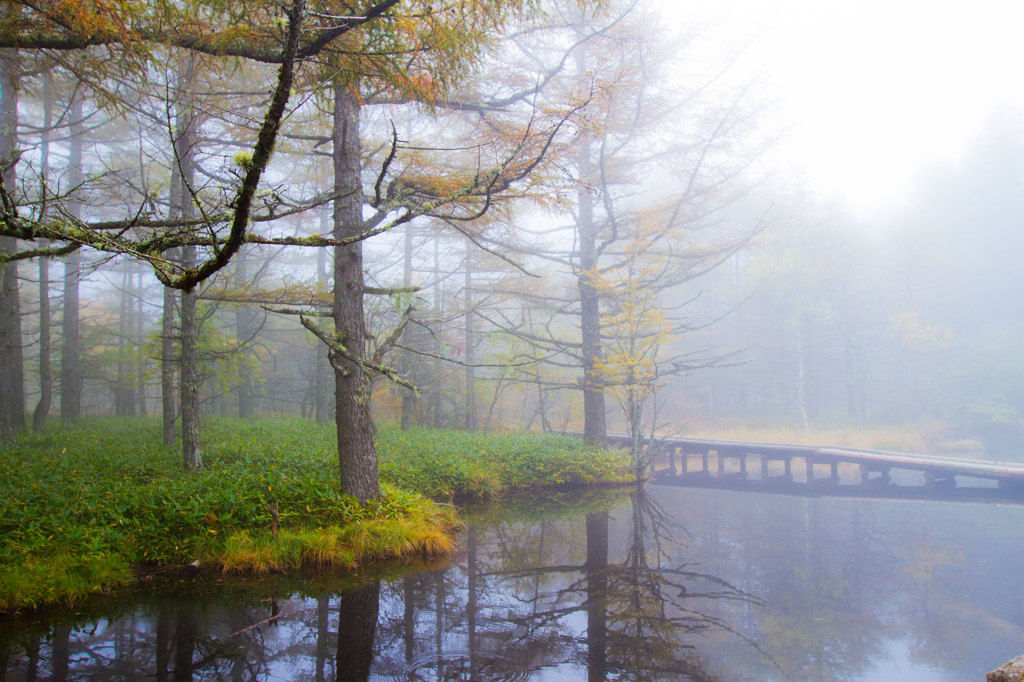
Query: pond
[[3, 484, 1023, 680]]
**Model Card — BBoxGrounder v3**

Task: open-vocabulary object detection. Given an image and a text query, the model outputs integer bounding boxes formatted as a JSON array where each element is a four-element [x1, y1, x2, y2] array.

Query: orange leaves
[[46, 0, 137, 40]]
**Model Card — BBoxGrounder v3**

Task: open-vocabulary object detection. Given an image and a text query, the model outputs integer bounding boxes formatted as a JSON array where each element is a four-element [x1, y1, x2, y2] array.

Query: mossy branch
[[299, 314, 418, 393]]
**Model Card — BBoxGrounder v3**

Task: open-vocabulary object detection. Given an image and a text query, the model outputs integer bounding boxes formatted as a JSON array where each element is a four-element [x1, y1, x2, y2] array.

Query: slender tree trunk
[[235, 256, 255, 418], [33, 244, 51, 431], [463, 249, 476, 432], [161, 155, 180, 446], [32, 74, 54, 431], [332, 80, 379, 502], [61, 96, 84, 423], [115, 263, 137, 415], [578, 130, 605, 445], [61, 248, 81, 422], [180, 279, 203, 468], [136, 266, 147, 415], [175, 55, 201, 468], [431, 237, 443, 429], [315, 210, 332, 422], [0, 49, 24, 443], [400, 224, 415, 429], [571, 30, 606, 446], [161, 283, 177, 447]]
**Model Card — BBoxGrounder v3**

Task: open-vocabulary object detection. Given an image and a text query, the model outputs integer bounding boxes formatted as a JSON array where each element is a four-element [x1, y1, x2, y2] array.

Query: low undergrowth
[[0, 417, 629, 613], [377, 425, 631, 498]]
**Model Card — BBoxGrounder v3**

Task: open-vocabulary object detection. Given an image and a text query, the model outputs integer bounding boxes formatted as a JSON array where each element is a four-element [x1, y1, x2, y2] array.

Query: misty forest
[[3, 0, 1022, 471], [2, 0, 1024, 679]]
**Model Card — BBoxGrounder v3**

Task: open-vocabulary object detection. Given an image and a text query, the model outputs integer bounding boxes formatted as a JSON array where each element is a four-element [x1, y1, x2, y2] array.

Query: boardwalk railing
[[604, 433, 1024, 501]]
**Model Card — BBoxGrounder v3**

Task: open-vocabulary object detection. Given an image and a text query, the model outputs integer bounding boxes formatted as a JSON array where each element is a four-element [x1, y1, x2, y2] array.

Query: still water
[[3, 484, 1023, 680]]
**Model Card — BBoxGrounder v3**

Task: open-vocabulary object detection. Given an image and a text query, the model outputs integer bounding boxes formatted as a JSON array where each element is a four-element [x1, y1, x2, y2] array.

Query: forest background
[[1, 0, 1022, 488]]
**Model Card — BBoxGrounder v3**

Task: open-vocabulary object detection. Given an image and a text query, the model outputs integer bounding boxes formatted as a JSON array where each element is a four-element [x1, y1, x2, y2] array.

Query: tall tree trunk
[[431, 237, 443, 429], [61, 96, 84, 423], [161, 282, 177, 447], [32, 73, 54, 431], [115, 263, 136, 415], [175, 55, 202, 468], [463, 249, 476, 432], [136, 266, 147, 415], [235, 256, 255, 418], [61, 249, 81, 422], [572, 32, 606, 446], [578, 129, 605, 445], [180, 278, 203, 468], [33, 243, 51, 431], [399, 224, 415, 429], [161, 154, 180, 446], [332, 80, 379, 502], [315, 211, 332, 422], [0, 49, 24, 443]]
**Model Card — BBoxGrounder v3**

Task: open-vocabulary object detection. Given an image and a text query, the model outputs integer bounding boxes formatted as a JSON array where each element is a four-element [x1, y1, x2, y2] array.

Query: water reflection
[[3, 486, 1024, 680]]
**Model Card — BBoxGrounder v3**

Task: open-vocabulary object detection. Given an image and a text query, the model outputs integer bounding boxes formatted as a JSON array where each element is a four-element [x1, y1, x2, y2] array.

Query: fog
[[1, 0, 1022, 461]]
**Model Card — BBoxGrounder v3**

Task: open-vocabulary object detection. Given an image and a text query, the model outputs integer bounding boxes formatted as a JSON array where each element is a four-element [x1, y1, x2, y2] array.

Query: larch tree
[[274, 1, 599, 501], [0, 0, 591, 496], [489, 1, 765, 451], [0, 47, 24, 443], [0, 0, 324, 455]]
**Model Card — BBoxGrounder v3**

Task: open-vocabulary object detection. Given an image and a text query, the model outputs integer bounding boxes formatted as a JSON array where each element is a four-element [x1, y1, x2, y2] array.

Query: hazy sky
[[664, 0, 1024, 216]]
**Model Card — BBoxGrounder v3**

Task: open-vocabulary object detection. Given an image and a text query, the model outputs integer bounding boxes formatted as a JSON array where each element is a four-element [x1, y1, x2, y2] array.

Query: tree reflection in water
[[5, 486, 1024, 680], [375, 487, 763, 681]]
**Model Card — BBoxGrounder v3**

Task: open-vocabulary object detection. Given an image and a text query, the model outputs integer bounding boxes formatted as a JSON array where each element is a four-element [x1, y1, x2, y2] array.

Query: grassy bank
[[0, 418, 629, 612], [377, 425, 631, 497]]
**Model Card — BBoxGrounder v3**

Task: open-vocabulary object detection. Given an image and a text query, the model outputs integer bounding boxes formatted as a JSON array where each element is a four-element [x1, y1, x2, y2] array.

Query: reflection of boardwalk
[[606, 434, 1024, 502]]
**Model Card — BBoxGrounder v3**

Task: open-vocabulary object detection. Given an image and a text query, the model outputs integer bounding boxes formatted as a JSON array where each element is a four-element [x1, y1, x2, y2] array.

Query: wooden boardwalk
[[605, 434, 1024, 502]]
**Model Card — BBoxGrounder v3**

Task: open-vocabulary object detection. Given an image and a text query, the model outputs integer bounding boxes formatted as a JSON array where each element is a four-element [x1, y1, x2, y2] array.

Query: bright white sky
[[663, 0, 1024, 216]]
